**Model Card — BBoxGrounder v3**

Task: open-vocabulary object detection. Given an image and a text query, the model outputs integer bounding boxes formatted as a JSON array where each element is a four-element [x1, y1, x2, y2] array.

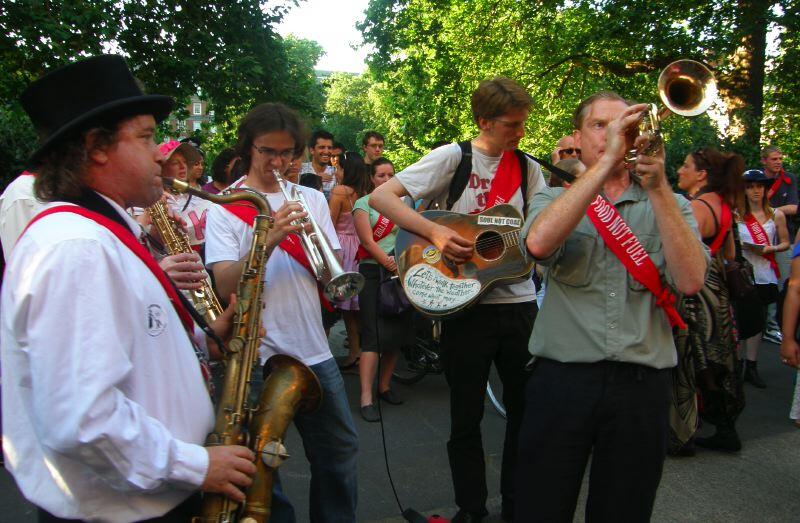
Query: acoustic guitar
[[395, 204, 534, 318]]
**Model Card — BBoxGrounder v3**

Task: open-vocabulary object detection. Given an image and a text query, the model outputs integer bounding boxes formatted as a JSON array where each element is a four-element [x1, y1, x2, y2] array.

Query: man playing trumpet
[[205, 103, 358, 522], [517, 92, 709, 521]]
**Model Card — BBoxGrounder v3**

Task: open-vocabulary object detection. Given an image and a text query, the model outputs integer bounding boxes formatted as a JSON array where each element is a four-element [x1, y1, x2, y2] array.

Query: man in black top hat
[[1, 55, 255, 523]]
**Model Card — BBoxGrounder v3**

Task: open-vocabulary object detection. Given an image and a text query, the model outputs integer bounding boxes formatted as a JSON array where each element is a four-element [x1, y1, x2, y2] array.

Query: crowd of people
[[0, 54, 798, 523]]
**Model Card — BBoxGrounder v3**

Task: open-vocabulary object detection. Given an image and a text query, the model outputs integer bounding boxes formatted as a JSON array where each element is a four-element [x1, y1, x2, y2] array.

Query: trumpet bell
[[657, 59, 717, 117], [324, 272, 365, 302]]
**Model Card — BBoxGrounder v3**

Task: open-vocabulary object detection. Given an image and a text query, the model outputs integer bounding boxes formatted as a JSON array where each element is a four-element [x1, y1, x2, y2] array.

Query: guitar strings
[[474, 230, 519, 249]]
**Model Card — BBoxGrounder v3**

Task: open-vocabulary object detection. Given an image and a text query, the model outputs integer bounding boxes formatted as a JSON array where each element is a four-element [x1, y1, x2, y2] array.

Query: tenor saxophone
[[146, 197, 223, 323], [160, 178, 323, 523]]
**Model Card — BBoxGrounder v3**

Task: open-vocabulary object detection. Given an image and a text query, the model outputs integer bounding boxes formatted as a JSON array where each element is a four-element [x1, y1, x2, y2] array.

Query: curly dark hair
[[236, 103, 307, 174], [34, 126, 118, 202]]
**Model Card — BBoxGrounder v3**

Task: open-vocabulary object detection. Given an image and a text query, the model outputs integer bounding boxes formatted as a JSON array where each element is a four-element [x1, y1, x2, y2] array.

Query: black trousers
[[37, 494, 201, 523], [514, 358, 671, 523], [440, 301, 537, 515]]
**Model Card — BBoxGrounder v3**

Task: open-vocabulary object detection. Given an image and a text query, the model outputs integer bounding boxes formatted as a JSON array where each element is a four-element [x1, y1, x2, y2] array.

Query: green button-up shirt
[[521, 183, 708, 369]]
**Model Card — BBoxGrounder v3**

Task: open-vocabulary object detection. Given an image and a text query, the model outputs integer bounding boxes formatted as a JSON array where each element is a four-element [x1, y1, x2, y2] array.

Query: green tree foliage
[[358, 0, 796, 175], [0, 0, 326, 184]]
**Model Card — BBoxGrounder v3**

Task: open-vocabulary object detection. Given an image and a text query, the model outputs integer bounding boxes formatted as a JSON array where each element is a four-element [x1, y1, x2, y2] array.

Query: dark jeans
[[37, 494, 201, 522], [515, 358, 671, 523], [440, 301, 537, 515]]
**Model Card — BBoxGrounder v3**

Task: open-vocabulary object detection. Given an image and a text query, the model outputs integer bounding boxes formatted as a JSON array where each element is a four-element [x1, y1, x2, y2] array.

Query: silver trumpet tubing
[[272, 169, 365, 301]]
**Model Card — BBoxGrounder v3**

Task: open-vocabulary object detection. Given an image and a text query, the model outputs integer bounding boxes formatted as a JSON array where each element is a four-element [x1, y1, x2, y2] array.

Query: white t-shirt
[[1, 195, 213, 522], [205, 182, 340, 366], [0, 173, 44, 258], [165, 192, 215, 247], [738, 218, 780, 285], [395, 143, 546, 304]]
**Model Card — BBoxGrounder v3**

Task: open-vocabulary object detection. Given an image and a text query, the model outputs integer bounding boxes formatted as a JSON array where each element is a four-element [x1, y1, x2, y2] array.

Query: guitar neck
[[501, 229, 521, 248]]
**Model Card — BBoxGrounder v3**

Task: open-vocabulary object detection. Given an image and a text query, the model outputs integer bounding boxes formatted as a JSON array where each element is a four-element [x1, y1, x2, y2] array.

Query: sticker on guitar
[[403, 264, 481, 312], [476, 215, 521, 227]]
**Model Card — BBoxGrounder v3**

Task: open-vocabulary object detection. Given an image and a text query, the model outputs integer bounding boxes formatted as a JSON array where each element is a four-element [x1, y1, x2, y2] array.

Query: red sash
[[355, 213, 395, 261], [472, 150, 522, 213], [743, 213, 780, 279], [586, 196, 686, 329], [222, 202, 334, 311], [767, 169, 791, 200], [708, 202, 732, 257], [24, 206, 194, 332]]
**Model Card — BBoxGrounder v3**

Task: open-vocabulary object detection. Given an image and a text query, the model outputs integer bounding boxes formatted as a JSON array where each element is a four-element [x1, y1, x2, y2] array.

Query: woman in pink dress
[[329, 154, 368, 368]]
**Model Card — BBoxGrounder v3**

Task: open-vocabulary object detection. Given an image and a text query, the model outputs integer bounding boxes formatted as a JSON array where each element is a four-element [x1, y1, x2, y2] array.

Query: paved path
[[2, 327, 799, 522]]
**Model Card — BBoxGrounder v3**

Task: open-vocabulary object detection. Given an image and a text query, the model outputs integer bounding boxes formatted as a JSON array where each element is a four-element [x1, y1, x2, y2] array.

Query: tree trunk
[[718, 0, 770, 153]]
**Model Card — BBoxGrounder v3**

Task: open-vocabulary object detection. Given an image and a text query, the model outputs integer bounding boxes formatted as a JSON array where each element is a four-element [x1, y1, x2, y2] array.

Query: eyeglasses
[[252, 145, 295, 161], [559, 148, 581, 156]]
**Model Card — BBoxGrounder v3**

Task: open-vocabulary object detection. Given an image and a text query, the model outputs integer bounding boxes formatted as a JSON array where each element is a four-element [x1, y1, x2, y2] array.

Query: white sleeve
[[19, 239, 208, 491], [205, 203, 247, 267], [0, 197, 40, 258], [395, 143, 462, 201]]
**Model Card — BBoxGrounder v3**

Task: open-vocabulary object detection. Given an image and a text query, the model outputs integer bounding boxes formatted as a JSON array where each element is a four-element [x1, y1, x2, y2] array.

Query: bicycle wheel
[[486, 365, 506, 419], [391, 341, 430, 385]]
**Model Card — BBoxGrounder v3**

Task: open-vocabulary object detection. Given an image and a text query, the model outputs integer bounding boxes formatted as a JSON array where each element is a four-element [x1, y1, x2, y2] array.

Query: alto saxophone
[[160, 178, 323, 523], [146, 197, 223, 323]]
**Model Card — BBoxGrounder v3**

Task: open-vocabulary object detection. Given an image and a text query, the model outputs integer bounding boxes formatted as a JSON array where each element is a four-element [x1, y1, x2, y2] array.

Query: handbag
[[726, 224, 757, 301], [378, 266, 412, 316]]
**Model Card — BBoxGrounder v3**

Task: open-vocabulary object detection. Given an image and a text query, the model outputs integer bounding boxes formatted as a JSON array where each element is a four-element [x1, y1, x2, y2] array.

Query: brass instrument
[[272, 169, 365, 301], [161, 178, 323, 523], [626, 59, 717, 162], [146, 198, 223, 323]]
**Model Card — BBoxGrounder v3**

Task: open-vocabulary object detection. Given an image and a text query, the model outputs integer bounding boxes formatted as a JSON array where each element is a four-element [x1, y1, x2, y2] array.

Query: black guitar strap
[[447, 141, 529, 215]]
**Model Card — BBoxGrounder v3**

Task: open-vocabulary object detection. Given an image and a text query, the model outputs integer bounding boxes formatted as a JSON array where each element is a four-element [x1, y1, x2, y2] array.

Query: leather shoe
[[451, 509, 486, 523], [379, 388, 404, 405], [360, 404, 380, 422]]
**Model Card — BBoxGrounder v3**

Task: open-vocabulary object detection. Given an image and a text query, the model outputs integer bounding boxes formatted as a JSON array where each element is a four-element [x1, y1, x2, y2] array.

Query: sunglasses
[[559, 148, 581, 155]]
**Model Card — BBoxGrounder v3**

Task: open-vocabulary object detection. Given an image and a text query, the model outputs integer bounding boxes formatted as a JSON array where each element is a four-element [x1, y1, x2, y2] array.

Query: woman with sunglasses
[[668, 148, 746, 455]]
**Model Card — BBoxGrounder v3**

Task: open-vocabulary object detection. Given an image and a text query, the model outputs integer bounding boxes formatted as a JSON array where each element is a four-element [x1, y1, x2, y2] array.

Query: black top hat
[[20, 54, 174, 165]]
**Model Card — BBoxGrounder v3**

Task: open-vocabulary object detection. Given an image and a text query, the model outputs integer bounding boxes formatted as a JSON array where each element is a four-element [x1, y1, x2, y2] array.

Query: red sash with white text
[[743, 213, 780, 279], [355, 213, 395, 261], [586, 196, 686, 329], [471, 150, 522, 213], [222, 202, 334, 311], [768, 169, 791, 200]]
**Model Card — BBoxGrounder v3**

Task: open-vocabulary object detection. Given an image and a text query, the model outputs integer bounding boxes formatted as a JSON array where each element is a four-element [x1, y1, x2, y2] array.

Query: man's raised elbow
[[525, 234, 552, 261], [677, 267, 707, 296]]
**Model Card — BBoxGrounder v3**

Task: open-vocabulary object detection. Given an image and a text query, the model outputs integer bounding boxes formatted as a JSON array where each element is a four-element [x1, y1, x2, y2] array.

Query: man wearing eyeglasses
[[370, 77, 545, 523], [204, 103, 358, 522], [549, 135, 581, 164]]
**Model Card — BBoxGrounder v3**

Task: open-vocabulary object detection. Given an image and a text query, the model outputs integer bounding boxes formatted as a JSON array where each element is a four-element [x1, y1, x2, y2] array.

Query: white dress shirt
[[0, 195, 215, 522], [0, 172, 44, 259]]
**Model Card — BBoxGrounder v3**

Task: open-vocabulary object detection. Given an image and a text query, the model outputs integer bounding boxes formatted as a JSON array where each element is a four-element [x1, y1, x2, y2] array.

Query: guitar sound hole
[[475, 230, 504, 261]]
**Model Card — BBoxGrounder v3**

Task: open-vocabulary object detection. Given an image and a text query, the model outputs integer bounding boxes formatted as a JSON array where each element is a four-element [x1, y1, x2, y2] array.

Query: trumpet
[[626, 59, 717, 163], [272, 169, 365, 301]]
